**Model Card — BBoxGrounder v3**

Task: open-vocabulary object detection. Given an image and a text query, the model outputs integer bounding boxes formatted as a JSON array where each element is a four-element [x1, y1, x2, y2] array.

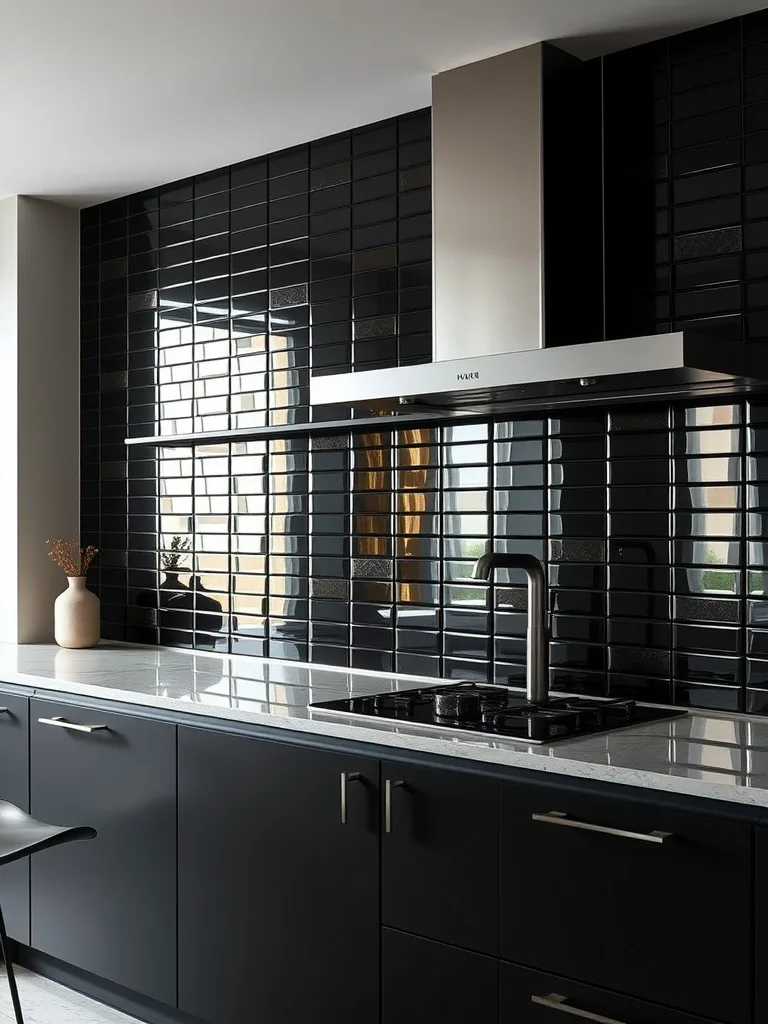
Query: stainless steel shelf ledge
[[122, 410, 465, 448]]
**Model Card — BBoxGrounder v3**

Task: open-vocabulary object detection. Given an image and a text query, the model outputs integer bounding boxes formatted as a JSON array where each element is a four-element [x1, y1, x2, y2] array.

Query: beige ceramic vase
[[54, 577, 100, 649]]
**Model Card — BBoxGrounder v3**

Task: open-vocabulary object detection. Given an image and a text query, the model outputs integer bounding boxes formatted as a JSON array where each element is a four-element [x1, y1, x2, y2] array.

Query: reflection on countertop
[[3, 642, 768, 808]]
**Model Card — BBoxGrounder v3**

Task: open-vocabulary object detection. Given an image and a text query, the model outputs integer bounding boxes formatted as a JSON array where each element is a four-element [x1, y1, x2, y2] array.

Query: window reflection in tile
[[91, 108, 768, 705]]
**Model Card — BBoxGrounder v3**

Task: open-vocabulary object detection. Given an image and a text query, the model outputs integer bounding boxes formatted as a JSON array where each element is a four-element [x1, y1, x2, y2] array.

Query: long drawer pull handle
[[532, 993, 625, 1024], [340, 772, 361, 824], [384, 779, 404, 834], [38, 716, 108, 734], [532, 811, 671, 844]]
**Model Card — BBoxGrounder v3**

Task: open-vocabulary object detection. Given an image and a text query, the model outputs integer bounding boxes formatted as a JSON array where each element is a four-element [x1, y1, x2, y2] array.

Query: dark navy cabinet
[[177, 726, 379, 1024], [29, 698, 176, 1006], [0, 690, 30, 943], [381, 760, 499, 955]]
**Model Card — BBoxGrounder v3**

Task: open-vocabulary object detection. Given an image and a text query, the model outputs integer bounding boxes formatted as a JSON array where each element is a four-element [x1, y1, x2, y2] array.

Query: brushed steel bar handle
[[384, 779, 404, 834], [38, 716, 108, 734], [340, 772, 361, 824], [532, 810, 671, 844], [532, 993, 625, 1024], [0, 708, 7, 714]]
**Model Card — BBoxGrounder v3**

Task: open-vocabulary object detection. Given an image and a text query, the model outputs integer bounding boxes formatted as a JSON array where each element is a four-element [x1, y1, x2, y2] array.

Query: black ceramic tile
[[83, 39, 768, 711]]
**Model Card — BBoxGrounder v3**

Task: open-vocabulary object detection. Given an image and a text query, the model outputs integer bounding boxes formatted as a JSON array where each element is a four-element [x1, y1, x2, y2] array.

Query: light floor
[[0, 965, 139, 1024]]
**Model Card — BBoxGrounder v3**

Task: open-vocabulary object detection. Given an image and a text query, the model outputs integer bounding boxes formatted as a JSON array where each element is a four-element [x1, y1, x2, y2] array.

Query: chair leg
[[0, 903, 24, 1024]]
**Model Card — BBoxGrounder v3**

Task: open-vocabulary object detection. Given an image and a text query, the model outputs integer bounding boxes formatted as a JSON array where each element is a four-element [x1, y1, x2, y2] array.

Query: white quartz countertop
[[2, 642, 768, 809]]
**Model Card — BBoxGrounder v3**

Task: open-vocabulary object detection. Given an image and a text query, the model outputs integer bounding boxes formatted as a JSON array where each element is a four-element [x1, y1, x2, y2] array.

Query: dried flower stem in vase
[[47, 538, 99, 577]]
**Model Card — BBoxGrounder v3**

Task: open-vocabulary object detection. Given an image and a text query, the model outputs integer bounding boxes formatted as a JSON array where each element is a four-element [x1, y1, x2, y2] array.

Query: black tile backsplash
[[82, 10, 768, 713]]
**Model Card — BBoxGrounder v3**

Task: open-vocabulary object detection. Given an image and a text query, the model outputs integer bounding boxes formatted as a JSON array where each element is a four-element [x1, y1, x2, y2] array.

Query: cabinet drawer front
[[501, 784, 751, 1024], [0, 691, 29, 942], [384, 929, 498, 1024], [502, 961, 716, 1024], [30, 699, 176, 1007], [382, 761, 499, 955]]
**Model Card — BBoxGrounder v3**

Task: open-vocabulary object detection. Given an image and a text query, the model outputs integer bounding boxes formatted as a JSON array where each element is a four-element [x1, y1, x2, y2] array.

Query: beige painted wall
[[0, 197, 79, 642]]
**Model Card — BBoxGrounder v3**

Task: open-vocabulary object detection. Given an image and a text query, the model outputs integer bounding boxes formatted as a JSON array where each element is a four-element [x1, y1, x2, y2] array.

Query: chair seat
[[0, 800, 95, 867]]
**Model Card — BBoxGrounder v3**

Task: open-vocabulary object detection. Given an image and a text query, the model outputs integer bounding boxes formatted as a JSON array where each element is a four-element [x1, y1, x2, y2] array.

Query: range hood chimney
[[310, 43, 767, 417]]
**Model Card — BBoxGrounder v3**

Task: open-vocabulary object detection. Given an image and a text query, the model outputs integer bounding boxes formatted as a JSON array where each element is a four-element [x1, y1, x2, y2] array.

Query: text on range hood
[[310, 43, 768, 416]]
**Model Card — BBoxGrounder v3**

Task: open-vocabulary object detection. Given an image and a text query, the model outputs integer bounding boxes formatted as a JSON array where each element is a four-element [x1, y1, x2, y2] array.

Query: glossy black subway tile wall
[[83, 8, 768, 713]]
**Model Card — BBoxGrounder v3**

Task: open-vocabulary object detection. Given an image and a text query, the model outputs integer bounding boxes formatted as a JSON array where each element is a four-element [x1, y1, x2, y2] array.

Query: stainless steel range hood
[[310, 43, 767, 416]]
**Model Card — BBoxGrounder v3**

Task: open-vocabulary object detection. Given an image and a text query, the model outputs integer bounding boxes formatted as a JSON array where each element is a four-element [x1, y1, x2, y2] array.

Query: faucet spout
[[471, 550, 549, 703]]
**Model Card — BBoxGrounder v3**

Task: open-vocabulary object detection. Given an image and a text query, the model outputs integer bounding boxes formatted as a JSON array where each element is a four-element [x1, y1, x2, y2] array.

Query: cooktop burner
[[310, 682, 686, 744]]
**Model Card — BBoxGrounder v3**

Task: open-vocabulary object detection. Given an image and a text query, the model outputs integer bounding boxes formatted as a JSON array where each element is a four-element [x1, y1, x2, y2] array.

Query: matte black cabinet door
[[381, 761, 498, 955], [502, 960, 715, 1024], [29, 699, 176, 1006], [501, 783, 752, 1024], [757, 828, 768, 1023], [177, 727, 379, 1024], [0, 691, 29, 942], [382, 928, 498, 1024]]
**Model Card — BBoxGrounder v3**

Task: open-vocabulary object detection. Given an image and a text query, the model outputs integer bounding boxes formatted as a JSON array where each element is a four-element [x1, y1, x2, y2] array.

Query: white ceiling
[[0, 0, 765, 207]]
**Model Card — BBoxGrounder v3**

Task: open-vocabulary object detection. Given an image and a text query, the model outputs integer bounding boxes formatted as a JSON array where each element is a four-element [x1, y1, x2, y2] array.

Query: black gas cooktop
[[310, 682, 686, 744]]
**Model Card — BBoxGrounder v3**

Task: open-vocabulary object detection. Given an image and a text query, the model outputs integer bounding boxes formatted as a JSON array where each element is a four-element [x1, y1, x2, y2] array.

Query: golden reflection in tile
[[352, 580, 392, 603], [353, 514, 391, 536], [354, 470, 391, 492], [398, 581, 439, 604], [353, 492, 390, 513], [396, 513, 438, 537], [353, 536, 391, 557], [397, 427, 438, 447], [397, 492, 428, 514], [356, 431, 388, 448], [398, 467, 438, 490], [395, 428, 433, 605], [397, 446, 439, 469]]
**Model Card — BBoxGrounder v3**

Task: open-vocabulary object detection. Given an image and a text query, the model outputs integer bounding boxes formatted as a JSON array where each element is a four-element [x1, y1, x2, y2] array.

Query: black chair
[[0, 800, 96, 1024]]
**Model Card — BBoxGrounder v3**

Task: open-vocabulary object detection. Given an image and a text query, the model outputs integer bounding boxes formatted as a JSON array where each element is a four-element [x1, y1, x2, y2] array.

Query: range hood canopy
[[310, 43, 768, 417], [310, 332, 766, 417]]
